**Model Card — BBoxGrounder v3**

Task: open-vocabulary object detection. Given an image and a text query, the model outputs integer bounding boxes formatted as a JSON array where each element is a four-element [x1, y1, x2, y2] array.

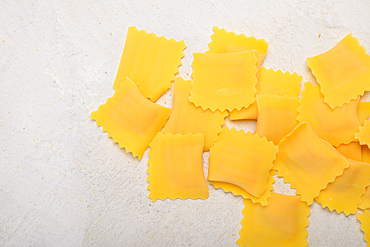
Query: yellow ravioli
[[357, 210, 370, 246], [209, 170, 276, 206], [91, 78, 171, 159], [315, 158, 370, 215], [189, 51, 257, 112], [256, 95, 299, 144], [297, 82, 360, 146], [307, 34, 370, 109], [162, 77, 228, 151], [230, 67, 302, 121], [274, 122, 349, 205], [237, 192, 310, 247], [359, 186, 370, 210], [113, 26, 186, 102], [356, 120, 370, 148], [358, 101, 370, 125], [335, 142, 362, 161], [207, 26, 268, 70], [147, 133, 208, 201], [363, 145, 370, 163], [208, 127, 278, 198]]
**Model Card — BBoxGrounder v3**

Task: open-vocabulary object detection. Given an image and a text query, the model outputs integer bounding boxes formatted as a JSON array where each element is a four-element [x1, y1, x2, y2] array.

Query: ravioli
[[297, 82, 360, 146], [237, 192, 310, 247], [162, 77, 227, 151], [315, 158, 370, 215], [113, 26, 186, 101], [307, 34, 370, 109], [335, 142, 362, 161], [273, 122, 349, 205], [208, 127, 278, 198], [190, 51, 257, 112], [357, 210, 370, 246], [359, 186, 370, 210], [91, 78, 171, 159], [356, 120, 370, 148], [147, 133, 208, 201]]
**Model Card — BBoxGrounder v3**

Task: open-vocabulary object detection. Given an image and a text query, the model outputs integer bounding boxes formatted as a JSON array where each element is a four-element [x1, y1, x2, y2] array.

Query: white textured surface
[[1, 0, 370, 246]]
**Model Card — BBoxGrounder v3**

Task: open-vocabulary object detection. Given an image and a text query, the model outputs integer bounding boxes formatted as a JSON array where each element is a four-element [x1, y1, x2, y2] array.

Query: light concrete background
[[1, 0, 370, 246]]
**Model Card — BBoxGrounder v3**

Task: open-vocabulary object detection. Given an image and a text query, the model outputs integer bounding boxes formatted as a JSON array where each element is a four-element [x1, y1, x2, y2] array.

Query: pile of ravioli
[[91, 26, 370, 246]]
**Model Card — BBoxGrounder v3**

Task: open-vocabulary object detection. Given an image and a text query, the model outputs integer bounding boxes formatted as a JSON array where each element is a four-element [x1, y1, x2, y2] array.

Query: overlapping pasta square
[[315, 158, 370, 215], [91, 78, 171, 159], [147, 133, 208, 201], [189, 51, 257, 112], [208, 127, 278, 199], [162, 77, 227, 151], [230, 67, 302, 121], [273, 122, 349, 205], [307, 34, 370, 109], [359, 186, 370, 210], [237, 193, 310, 247], [298, 82, 360, 146], [113, 26, 186, 102], [358, 101, 370, 125], [256, 95, 299, 144]]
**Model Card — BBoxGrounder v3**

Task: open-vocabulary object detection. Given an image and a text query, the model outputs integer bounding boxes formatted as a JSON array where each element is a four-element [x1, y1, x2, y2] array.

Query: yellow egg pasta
[[315, 158, 370, 215], [356, 120, 370, 148], [91, 78, 171, 159], [358, 101, 370, 125], [307, 34, 370, 109], [237, 192, 310, 247], [210, 170, 276, 206], [273, 122, 350, 205], [297, 82, 360, 146], [363, 145, 370, 163], [256, 95, 299, 144], [190, 51, 257, 112], [147, 133, 208, 201], [359, 186, 370, 210], [113, 26, 186, 102], [357, 210, 370, 246], [162, 77, 227, 151], [230, 67, 302, 121], [208, 127, 278, 198], [335, 142, 362, 161], [207, 26, 268, 70]]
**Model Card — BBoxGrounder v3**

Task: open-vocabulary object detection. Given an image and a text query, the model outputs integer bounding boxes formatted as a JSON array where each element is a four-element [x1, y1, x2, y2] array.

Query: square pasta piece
[[357, 210, 370, 246], [162, 77, 228, 151], [208, 127, 278, 198], [358, 101, 370, 125], [147, 133, 208, 201], [230, 67, 302, 121], [91, 78, 171, 159], [335, 142, 362, 161], [359, 186, 370, 210], [207, 26, 268, 70], [237, 192, 310, 247], [273, 122, 349, 205], [256, 95, 299, 145], [209, 169, 276, 206], [113, 26, 186, 102], [307, 34, 370, 109], [189, 51, 257, 112], [356, 120, 370, 148], [298, 82, 360, 146], [315, 158, 370, 215]]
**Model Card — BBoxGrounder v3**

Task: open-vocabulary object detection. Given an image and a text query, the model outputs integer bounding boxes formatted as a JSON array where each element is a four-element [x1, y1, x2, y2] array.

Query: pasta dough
[[113, 26, 186, 102], [273, 122, 349, 205], [147, 133, 209, 201], [208, 127, 278, 198], [237, 192, 310, 247], [307, 34, 370, 109], [91, 78, 171, 159], [357, 210, 370, 246]]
